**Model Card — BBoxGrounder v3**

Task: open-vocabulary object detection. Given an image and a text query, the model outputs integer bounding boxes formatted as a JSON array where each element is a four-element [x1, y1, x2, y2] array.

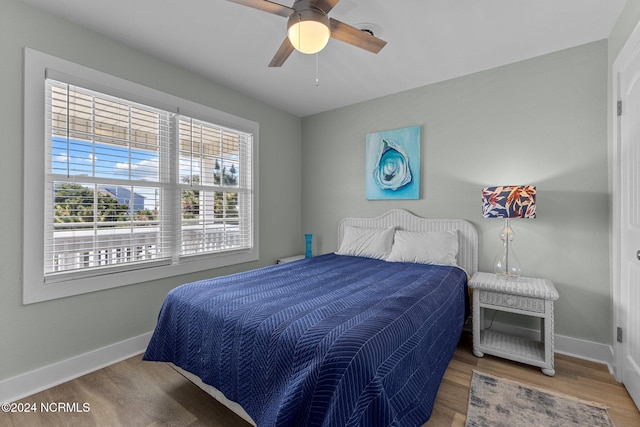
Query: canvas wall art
[[365, 125, 421, 200]]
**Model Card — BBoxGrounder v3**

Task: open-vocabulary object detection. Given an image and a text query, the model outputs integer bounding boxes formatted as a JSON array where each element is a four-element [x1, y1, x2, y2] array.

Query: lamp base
[[493, 249, 522, 278], [493, 219, 522, 278]]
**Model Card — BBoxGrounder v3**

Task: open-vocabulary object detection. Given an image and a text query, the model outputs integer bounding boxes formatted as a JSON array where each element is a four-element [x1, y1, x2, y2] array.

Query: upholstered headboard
[[338, 209, 478, 275]]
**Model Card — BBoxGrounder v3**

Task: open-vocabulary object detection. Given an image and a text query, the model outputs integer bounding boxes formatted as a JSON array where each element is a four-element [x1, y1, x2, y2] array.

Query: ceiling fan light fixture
[[287, 8, 331, 54]]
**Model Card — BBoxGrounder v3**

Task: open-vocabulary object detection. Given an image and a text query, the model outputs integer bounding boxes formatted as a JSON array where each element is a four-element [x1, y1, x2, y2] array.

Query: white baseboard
[[486, 321, 615, 374], [0, 332, 152, 404]]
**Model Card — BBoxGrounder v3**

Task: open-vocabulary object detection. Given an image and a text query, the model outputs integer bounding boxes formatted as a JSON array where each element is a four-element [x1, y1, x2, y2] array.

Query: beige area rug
[[465, 371, 615, 427]]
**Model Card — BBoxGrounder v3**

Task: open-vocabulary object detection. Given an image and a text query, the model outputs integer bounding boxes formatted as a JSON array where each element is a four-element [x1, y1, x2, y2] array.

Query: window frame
[[23, 48, 259, 304]]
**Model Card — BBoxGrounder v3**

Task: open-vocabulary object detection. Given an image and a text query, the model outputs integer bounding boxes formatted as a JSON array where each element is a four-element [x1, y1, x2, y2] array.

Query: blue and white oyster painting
[[374, 139, 412, 190], [366, 126, 420, 200]]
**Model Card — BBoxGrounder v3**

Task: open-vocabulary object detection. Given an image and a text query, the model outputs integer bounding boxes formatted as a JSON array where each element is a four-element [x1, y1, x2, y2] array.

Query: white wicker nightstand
[[469, 272, 559, 376]]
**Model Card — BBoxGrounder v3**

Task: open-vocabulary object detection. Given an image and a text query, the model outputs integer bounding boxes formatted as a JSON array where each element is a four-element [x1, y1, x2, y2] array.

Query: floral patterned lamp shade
[[482, 185, 536, 277], [482, 185, 536, 219]]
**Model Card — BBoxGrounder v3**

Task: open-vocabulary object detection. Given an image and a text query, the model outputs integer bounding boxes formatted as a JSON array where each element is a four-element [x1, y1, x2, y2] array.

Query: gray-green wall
[[302, 41, 611, 344], [0, 0, 301, 380]]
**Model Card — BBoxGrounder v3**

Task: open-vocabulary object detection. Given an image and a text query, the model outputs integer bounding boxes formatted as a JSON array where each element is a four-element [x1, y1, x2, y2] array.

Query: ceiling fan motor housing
[[287, 1, 331, 54]]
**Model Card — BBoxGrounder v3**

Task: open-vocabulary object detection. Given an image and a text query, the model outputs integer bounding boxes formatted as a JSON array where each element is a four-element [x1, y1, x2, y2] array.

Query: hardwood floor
[[430, 333, 640, 427], [3, 332, 639, 426]]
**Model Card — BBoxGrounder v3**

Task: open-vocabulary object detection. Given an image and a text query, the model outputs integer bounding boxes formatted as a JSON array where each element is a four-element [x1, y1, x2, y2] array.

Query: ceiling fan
[[227, 0, 387, 67]]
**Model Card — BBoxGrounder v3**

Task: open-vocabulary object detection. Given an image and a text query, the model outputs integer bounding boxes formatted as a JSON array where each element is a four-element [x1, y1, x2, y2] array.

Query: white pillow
[[387, 230, 459, 266], [335, 225, 395, 260]]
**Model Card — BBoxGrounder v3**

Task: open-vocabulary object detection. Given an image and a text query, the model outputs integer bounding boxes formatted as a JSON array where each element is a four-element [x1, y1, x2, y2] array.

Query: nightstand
[[469, 272, 559, 376]]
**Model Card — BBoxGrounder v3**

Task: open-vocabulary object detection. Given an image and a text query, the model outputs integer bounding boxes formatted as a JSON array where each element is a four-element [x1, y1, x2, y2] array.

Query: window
[[24, 49, 258, 304]]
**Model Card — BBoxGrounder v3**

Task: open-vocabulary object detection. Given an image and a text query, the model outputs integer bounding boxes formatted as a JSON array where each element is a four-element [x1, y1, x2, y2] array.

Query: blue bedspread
[[144, 253, 468, 426]]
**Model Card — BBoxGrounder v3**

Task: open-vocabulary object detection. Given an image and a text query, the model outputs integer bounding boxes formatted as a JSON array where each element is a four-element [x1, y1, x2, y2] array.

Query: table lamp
[[482, 185, 536, 278]]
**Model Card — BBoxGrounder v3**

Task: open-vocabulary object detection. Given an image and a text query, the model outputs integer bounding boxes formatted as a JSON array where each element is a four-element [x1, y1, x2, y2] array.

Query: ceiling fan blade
[[269, 37, 296, 67], [226, 0, 293, 18], [329, 18, 387, 54], [310, 0, 340, 14]]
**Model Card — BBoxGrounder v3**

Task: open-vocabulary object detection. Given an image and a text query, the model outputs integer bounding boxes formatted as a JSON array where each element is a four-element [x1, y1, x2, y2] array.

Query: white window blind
[[178, 118, 253, 257], [44, 79, 253, 281], [24, 49, 258, 303]]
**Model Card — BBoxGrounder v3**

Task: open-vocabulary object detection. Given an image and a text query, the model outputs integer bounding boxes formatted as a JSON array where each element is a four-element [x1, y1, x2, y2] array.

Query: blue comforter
[[144, 253, 468, 426]]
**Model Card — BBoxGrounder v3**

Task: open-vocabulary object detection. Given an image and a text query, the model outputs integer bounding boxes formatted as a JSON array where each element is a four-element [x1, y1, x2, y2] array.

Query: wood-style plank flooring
[[3, 332, 639, 426]]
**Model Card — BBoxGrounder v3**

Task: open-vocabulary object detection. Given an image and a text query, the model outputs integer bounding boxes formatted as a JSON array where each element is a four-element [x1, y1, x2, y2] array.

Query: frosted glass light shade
[[287, 9, 331, 54]]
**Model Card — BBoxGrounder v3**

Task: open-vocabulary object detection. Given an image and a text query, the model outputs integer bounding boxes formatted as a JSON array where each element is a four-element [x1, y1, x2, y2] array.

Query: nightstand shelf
[[479, 330, 545, 362], [469, 272, 559, 376]]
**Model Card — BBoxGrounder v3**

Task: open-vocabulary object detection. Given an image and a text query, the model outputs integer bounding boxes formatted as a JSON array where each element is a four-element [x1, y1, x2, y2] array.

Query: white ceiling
[[20, 0, 627, 117]]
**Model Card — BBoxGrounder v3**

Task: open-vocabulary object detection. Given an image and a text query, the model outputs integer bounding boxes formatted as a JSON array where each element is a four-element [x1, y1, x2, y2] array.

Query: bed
[[143, 209, 478, 426]]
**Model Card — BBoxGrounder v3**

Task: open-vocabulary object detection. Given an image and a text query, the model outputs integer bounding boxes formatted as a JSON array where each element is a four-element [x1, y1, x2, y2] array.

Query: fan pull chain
[[297, 13, 302, 53], [315, 53, 319, 86]]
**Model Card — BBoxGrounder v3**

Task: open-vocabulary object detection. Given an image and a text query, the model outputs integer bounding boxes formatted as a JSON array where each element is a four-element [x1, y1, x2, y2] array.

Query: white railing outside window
[[50, 222, 241, 273]]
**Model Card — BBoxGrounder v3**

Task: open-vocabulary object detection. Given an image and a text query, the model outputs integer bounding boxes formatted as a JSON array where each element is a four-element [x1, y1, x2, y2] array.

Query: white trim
[[24, 251, 259, 304], [0, 332, 152, 404], [611, 18, 640, 384], [555, 336, 615, 373]]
